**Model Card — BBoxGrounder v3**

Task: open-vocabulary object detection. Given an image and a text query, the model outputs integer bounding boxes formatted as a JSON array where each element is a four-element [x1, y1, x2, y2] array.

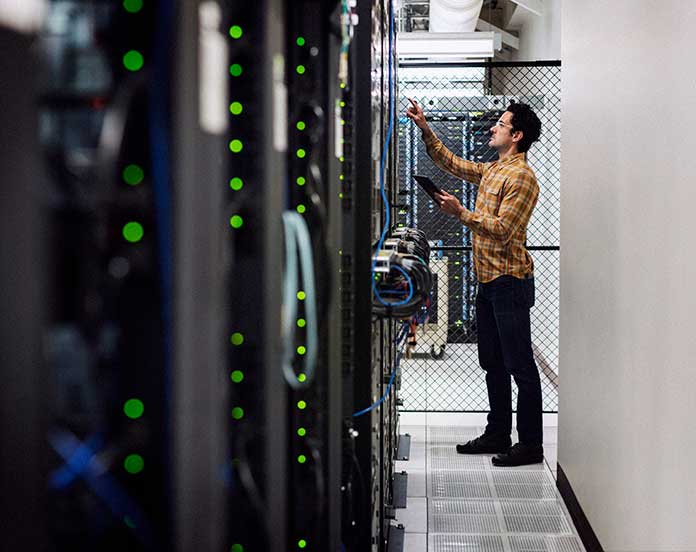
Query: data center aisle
[[396, 413, 585, 552]]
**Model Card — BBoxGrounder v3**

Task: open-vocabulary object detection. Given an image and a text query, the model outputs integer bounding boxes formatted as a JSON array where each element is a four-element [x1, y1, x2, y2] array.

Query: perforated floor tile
[[429, 470, 492, 498], [405, 424, 586, 552], [428, 426, 483, 444], [429, 534, 506, 552], [492, 471, 554, 486], [430, 500, 497, 515], [430, 453, 490, 470], [508, 535, 584, 552], [501, 501, 572, 534], [429, 499, 501, 533], [492, 470, 557, 499]]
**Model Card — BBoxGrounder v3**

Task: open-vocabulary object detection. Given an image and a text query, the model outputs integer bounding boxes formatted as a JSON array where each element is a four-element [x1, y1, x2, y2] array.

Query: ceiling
[[398, 0, 545, 60]]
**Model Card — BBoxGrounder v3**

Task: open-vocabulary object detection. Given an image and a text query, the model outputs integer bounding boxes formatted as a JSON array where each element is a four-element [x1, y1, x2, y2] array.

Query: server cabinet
[[350, 0, 401, 550], [225, 1, 288, 550]]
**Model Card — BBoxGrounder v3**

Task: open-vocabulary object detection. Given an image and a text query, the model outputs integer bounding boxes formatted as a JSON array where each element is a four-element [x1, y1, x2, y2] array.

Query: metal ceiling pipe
[[429, 0, 484, 32]]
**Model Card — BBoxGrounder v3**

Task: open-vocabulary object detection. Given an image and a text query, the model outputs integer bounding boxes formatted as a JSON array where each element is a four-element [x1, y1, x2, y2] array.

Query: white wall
[[512, 0, 560, 61], [560, 1, 696, 549]]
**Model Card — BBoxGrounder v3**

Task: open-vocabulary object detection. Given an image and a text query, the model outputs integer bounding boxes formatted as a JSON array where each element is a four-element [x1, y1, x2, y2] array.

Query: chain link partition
[[396, 62, 561, 412]]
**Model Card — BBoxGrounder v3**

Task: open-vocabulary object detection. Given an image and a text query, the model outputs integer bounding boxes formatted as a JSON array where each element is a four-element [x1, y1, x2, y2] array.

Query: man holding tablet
[[406, 98, 544, 467]]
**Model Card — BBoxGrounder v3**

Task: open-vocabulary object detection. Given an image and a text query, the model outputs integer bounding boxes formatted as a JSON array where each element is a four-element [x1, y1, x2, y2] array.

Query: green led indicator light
[[297, 455, 307, 464], [340, 82, 346, 89], [123, 50, 144, 71], [297, 318, 306, 328], [298, 540, 307, 549], [123, 0, 143, 13], [296, 36, 305, 46], [296, 204, 306, 214], [296, 65, 306, 75], [124, 454, 144, 474], [230, 215, 243, 229], [339, 192, 344, 199], [297, 400, 307, 410], [229, 25, 243, 39], [339, 156, 345, 162], [123, 164, 144, 185], [229, 102, 243, 115], [297, 291, 306, 300], [297, 346, 306, 355], [123, 222, 144, 243], [229, 139, 243, 153], [297, 373, 307, 383], [124, 516, 136, 529], [296, 148, 306, 159], [297, 427, 307, 437], [231, 370, 244, 383], [230, 64, 243, 77], [124, 398, 144, 419], [296, 177, 306, 186], [232, 407, 244, 420], [296, 121, 306, 131], [340, 100, 346, 107], [230, 332, 244, 345], [230, 177, 243, 191], [231, 545, 244, 552]]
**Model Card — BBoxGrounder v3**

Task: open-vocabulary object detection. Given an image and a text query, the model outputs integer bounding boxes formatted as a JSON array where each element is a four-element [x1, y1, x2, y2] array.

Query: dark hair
[[506, 102, 541, 153]]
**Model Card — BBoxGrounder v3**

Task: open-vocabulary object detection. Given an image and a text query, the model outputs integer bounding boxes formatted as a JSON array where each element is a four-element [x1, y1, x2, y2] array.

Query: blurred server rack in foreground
[[36, 0, 175, 549]]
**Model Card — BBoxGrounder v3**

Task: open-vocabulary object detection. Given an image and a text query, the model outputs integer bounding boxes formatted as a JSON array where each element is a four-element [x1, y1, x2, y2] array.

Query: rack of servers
[[0, 1, 414, 551]]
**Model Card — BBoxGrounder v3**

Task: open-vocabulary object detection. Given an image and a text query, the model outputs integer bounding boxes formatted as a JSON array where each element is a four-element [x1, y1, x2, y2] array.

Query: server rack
[[34, 1, 175, 549], [171, 1, 230, 550], [350, 0, 402, 550], [225, 1, 288, 550], [284, 1, 344, 550], [401, 106, 504, 344], [3, 1, 404, 550], [4, 2, 233, 550]]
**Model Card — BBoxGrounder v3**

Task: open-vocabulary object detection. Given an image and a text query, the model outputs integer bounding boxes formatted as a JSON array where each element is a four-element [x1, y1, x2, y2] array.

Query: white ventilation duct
[[429, 0, 484, 32]]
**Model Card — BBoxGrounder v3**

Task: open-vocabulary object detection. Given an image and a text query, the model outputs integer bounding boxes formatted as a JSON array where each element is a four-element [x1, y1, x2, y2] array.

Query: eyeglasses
[[493, 119, 514, 130]]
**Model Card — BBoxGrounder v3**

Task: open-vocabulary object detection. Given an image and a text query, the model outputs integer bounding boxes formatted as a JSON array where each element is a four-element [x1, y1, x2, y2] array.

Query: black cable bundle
[[391, 227, 430, 263], [372, 228, 433, 319]]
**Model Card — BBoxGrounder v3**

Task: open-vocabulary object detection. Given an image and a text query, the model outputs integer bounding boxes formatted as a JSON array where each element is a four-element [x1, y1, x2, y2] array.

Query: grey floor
[[395, 413, 585, 552]]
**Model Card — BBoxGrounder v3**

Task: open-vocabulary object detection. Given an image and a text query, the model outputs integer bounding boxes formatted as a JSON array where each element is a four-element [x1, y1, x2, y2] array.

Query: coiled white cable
[[281, 212, 318, 390]]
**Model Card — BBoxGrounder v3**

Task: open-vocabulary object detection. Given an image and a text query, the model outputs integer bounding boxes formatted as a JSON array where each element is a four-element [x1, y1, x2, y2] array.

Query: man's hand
[[435, 190, 465, 218], [405, 98, 429, 131]]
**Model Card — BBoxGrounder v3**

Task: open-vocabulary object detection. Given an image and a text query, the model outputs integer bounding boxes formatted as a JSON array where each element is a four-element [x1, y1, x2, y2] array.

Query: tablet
[[412, 174, 443, 202]]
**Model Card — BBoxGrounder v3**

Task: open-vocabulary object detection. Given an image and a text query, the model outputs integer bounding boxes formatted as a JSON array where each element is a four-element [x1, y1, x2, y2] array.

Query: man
[[406, 99, 543, 467]]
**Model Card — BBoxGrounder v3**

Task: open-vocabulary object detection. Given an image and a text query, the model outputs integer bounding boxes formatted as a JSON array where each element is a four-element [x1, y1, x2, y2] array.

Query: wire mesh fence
[[396, 62, 561, 412]]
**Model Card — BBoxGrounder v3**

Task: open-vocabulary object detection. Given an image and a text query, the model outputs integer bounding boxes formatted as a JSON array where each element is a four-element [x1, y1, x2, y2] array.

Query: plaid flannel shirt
[[423, 129, 539, 283]]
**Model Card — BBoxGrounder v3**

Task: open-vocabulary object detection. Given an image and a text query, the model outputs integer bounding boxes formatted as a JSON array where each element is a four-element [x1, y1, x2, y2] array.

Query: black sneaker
[[491, 443, 543, 466], [456, 434, 511, 454]]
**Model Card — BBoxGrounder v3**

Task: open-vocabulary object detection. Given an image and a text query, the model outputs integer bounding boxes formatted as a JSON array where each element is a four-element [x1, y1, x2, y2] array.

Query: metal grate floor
[[396, 420, 586, 552]]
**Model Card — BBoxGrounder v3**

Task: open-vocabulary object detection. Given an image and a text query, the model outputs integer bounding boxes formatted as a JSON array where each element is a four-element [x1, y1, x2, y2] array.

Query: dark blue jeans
[[476, 275, 543, 445]]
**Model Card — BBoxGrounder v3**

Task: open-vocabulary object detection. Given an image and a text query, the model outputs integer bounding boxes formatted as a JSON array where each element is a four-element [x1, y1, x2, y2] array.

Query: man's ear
[[512, 130, 523, 144]]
